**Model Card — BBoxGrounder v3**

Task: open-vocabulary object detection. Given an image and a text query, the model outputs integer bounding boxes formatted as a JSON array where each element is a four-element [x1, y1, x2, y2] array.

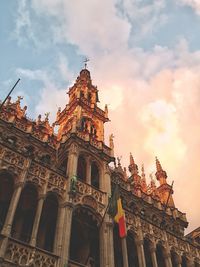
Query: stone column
[[150, 244, 158, 267], [100, 219, 115, 267], [59, 203, 74, 267], [136, 239, 146, 267], [163, 249, 173, 267], [30, 194, 45, 246], [53, 203, 66, 255], [175, 254, 182, 267], [86, 156, 91, 184], [1, 182, 23, 236], [66, 143, 78, 182]]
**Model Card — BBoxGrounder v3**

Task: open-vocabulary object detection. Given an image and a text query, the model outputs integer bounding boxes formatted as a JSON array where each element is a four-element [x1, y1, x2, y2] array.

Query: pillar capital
[[38, 194, 46, 200], [14, 181, 24, 189], [163, 250, 171, 259], [149, 243, 157, 253], [135, 239, 144, 246]]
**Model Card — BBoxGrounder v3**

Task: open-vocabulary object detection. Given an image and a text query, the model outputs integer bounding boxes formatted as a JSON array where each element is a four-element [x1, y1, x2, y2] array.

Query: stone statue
[[109, 134, 114, 150], [105, 104, 108, 117], [70, 175, 77, 193]]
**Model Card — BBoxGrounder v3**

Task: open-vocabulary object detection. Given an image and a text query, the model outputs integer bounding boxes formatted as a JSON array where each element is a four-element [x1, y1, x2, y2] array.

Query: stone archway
[[37, 193, 59, 252], [69, 207, 100, 267], [11, 183, 38, 243]]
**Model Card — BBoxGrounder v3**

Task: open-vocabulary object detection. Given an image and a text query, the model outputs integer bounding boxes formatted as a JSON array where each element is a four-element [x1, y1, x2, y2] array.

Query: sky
[[0, 0, 200, 233]]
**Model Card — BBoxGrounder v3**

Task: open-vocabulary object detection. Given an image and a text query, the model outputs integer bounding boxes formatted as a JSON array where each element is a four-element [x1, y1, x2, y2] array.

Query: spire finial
[[130, 153, 135, 165], [83, 57, 90, 69], [156, 156, 163, 172]]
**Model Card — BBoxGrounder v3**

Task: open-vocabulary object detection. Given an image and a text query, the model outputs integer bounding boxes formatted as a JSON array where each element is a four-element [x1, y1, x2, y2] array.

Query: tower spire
[[156, 156, 163, 172], [155, 157, 167, 184], [128, 153, 138, 175]]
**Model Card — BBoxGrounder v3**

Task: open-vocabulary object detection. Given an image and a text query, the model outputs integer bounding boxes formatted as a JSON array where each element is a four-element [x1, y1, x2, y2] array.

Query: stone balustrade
[[4, 238, 58, 267]]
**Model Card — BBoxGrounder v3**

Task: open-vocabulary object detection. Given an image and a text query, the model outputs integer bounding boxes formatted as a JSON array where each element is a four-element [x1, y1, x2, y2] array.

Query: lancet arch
[[37, 192, 59, 252], [11, 183, 38, 243], [69, 206, 100, 267]]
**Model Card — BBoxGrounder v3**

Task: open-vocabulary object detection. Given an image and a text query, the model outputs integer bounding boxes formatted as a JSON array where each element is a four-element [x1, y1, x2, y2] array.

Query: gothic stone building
[[0, 68, 199, 267]]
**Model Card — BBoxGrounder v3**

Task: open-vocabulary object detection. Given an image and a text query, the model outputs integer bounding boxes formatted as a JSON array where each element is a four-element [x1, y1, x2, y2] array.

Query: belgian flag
[[108, 185, 126, 238]]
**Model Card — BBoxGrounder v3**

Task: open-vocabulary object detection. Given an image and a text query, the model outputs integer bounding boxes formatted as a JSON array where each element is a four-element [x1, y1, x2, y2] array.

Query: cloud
[[14, 0, 200, 233], [177, 0, 200, 15]]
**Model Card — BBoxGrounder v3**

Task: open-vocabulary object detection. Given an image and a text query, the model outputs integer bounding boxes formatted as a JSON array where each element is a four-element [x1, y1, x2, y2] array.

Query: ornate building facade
[[0, 68, 199, 267]]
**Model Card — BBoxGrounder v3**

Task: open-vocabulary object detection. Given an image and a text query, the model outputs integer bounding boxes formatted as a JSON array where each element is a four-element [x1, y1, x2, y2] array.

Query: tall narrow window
[[144, 238, 153, 267], [91, 162, 100, 189], [12, 184, 38, 243], [0, 171, 14, 231], [171, 250, 177, 267], [77, 155, 86, 182], [70, 208, 100, 267], [181, 256, 187, 267], [37, 194, 58, 252], [156, 243, 166, 267]]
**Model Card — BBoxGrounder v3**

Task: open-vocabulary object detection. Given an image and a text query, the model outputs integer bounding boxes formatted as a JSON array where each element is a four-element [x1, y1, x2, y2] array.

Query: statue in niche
[[105, 104, 108, 117], [70, 175, 77, 194], [109, 134, 114, 150]]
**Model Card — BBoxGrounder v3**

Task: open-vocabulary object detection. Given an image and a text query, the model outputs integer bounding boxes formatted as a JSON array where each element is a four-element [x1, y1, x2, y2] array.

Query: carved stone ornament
[[82, 195, 98, 210]]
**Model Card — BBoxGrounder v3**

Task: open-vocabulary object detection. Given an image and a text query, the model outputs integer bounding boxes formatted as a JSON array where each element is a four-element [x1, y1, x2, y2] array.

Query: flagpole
[[0, 78, 20, 111], [121, 237, 129, 267]]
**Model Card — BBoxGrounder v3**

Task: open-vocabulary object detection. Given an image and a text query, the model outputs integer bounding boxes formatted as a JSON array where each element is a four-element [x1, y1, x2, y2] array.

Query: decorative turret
[[54, 68, 109, 144], [155, 157, 175, 207], [155, 157, 167, 185], [128, 153, 138, 175]]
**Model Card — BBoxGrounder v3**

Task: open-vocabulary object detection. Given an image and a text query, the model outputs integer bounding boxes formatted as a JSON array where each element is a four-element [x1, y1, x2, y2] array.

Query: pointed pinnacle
[[130, 153, 135, 165], [155, 156, 163, 172]]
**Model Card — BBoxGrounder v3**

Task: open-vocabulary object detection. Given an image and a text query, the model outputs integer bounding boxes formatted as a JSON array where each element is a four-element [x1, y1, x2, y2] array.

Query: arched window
[[0, 171, 14, 231], [58, 156, 68, 175], [37, 194, 58, 252], [77, 155, 86, 182], [127, 231, 139, 267], [70, 208, 100, 266], [171, 250, 178, 267], [12, 184, 38, 243], [144, 238, 153, 267], [156, 243, 166, 267], [91, 162, 100, 189], [181, 255, 187, 267]]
